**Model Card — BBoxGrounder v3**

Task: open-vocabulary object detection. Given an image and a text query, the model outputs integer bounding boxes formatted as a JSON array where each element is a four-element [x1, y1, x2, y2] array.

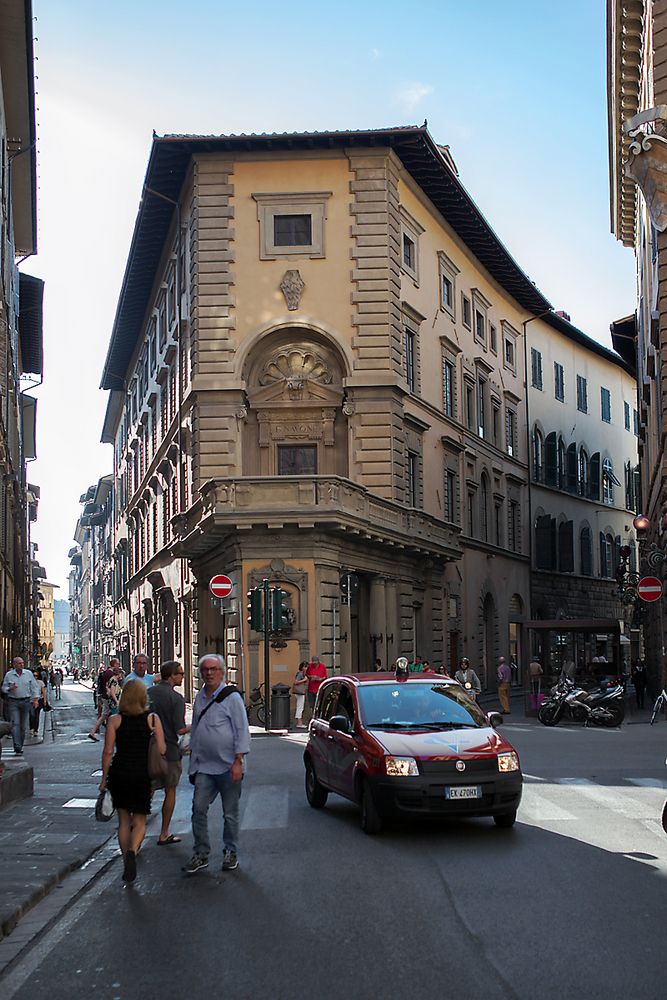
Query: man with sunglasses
[[149, 660, 189, 845]]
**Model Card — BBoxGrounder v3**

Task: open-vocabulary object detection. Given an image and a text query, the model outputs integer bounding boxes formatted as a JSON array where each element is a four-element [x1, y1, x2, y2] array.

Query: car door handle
[[327, 734, 335, 741]]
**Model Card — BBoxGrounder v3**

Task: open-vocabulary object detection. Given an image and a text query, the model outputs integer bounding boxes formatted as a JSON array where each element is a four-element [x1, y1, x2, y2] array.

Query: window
[[467, 492, 475, 536], [600, 532, 614, 578], [442, 273, 453, 311], [475, 310, 486, 345], [442, 358, 454, 417], [407, 452, 418, 506], [506, 407, 517, 457], [462, 295, 471, 329], [166, 263, 176, 328], [602, 458, 615, 505], [578, 448, 589, 497], [405, 328, 416, 392], [274, 214, 312, 247], [492, 401, 500, 446], [149, 321, 157, 372], [558, 520, 574, 573], [444, 469, 457, 522], [438, 251, 459, 319], [502, 321, 519, 374], [531, 348, 543, 390], [508, 501, 518, 552], [480, 475, 489, 541], [576, 375, 588, 413], [533, 428, 544, 481], [402, 232, 415, 270], [278, 445, 317, 475], [494, 501, 503, 546], [624, 401, 631, 431], [489, 324, 497, 354], [477, 377, 486, 438], [554, 362, 564, 402], [633, 408, 639, 435], [504, 338, 515, 368], [535, 515, 556, 570], [580, 527, 592, 576], [465, 382, 475, 430], [601, 387, 611, 423], [252, 191, 331, 259], [399, 207, 423, 282]]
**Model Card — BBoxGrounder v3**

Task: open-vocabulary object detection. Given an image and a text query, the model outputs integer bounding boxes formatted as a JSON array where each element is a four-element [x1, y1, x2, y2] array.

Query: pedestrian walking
[[496, 656, 512, 715], [631, 659, 648, 709], [305, 654, 327, 718], [126, 653, 154, 688], [88, 658, 121, 741], [454, 658, 482, 700], [99, 679, 166, 883], [30, 668, 48, 736], [54, 667, 63, 700], [1, 657, 39, 754], [149, 660, 189, 845], [292, 661, 308, 728], [182, 654, 250, 876]]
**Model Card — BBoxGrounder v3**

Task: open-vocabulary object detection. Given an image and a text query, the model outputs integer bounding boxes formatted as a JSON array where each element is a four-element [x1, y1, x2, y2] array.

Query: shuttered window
[[535, 515, 555, 570], [580, 527, 592, 576], [531, 348, 543, 389], [558, 520, 574, 572]]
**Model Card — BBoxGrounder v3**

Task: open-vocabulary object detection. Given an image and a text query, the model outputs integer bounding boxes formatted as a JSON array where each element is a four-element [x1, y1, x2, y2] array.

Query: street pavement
[[0, 683, 666, 999]]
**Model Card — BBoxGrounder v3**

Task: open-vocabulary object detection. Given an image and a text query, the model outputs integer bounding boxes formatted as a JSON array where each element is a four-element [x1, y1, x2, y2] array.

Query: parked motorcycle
[[538, 677, 625, 728]]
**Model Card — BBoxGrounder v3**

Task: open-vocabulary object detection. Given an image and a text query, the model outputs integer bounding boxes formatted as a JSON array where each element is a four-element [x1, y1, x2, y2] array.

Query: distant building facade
[[53, 599, 70, 658]]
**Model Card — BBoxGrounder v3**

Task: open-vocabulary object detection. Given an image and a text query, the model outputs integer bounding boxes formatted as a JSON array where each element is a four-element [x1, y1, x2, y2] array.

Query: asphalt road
[[1, 711, 666, 1000]]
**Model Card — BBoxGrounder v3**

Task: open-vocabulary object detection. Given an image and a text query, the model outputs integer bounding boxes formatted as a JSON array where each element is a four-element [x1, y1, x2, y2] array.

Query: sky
[[22, 0, 636, 593]]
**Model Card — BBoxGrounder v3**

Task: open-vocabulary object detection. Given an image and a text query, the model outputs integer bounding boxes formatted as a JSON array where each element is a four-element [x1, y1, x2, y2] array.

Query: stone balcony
[[172, 476, 462, 561]]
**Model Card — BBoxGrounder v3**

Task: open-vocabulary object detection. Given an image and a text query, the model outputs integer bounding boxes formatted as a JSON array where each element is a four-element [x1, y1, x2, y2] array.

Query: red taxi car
[[304, 672, 522, 834]]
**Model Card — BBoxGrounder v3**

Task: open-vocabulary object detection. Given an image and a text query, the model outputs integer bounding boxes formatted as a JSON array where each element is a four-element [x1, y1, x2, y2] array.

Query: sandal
[[157, 834, 182, 845], [87, 733, 100, 742]]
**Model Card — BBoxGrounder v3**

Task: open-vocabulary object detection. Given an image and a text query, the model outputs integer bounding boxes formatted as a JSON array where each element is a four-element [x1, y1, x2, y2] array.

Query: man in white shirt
[[1, 657, 39, 754], [125, 653, 154, 688]]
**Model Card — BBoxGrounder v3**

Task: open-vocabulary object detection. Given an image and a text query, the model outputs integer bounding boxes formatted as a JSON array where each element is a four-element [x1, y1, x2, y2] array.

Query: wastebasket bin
[[271, 683, 292, 730]]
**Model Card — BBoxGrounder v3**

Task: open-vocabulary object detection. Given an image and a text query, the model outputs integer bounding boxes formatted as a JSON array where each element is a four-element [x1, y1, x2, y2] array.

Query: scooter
[[538, 677, 625, 728]]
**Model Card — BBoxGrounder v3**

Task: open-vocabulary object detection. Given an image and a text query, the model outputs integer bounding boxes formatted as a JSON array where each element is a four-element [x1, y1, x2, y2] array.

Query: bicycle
[[650, 687, 667, 725], [246, 683, 266, 726]]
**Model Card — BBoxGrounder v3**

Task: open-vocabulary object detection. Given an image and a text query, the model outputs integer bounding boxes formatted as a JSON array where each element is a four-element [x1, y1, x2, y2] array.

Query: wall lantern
[[633, 513, 651, 532]]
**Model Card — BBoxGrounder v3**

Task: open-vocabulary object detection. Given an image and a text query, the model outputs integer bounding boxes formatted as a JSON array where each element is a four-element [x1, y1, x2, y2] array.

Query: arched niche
[[242, 329, 349, 478]]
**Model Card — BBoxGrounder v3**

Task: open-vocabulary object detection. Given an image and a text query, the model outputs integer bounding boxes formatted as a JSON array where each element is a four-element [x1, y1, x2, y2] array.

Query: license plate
[[445, 785, 482, 800]]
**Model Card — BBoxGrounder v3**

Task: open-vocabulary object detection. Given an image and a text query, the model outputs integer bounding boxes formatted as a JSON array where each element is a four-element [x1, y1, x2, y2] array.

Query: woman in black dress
[[100, 680, 166, 882]]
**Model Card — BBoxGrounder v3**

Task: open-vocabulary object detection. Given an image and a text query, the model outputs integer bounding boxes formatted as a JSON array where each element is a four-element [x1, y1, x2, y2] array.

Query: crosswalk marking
[[240, 786, 289, 830]]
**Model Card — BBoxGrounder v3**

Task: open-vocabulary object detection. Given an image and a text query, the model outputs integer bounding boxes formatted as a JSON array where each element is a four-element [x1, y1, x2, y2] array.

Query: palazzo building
[[100, 126, 632, 695]]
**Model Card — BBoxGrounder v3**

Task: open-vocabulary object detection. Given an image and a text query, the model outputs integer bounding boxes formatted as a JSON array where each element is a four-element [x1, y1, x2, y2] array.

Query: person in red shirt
[[305, 655, 327, 717]]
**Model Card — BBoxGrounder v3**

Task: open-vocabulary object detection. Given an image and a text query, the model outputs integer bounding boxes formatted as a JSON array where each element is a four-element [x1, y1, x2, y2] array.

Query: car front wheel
[[305, 759, 328, 809], [359, 779, 383, 835], [493, 811, 517, 829]]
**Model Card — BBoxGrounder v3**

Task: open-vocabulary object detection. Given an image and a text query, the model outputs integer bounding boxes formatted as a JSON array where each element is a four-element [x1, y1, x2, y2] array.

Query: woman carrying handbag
[[99, 680, 166, 883]]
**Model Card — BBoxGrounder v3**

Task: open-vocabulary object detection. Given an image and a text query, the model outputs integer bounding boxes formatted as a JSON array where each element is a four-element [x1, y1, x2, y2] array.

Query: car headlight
[[385, 755, 419, 776], [497, 752, 520, 773]]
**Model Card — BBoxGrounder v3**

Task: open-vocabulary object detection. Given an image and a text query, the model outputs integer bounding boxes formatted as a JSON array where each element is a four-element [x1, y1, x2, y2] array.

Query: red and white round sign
[[209, 574, 233, 599], [637, 576, 663, 603]]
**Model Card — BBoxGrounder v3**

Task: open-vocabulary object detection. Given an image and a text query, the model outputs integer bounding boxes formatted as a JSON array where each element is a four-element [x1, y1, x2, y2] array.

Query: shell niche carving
[[258, 349, 333, 387]]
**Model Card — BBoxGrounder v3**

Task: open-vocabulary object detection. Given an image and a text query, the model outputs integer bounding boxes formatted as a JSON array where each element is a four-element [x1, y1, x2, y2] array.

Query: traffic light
[[246, 588, 263, 631], [270, 588, 291, 633]]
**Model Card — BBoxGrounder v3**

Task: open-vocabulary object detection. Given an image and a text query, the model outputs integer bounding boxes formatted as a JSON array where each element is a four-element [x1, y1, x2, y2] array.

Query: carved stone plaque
[[279, 269, 306, 310]]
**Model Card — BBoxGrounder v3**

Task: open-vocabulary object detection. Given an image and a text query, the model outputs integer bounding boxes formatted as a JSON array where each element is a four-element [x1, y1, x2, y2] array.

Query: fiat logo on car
[[456, 760, 466, 772]]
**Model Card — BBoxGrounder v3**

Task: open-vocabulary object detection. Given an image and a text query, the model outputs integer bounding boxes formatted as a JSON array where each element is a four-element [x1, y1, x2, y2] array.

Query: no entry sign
[[637, 576, 663, 602], [209, 574, 233, 599]]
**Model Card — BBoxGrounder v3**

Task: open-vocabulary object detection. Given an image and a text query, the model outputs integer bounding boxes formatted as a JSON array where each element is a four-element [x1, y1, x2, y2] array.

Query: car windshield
[[358, 682, 488, 729]]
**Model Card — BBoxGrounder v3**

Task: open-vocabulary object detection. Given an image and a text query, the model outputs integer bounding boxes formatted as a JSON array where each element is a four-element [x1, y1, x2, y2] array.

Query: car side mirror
[[488, 712, 503, 728], [329, 714, 351, 733]]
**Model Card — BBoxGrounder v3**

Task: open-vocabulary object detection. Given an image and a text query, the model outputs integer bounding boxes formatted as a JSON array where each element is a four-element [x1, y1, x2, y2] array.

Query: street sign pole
[[263, 578, 271, 731]]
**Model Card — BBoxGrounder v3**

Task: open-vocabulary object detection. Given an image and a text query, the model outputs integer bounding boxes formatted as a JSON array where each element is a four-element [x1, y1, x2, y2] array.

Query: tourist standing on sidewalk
[[30, 668, 48, 736], [54, 667, 63, 700], [631, 659, 648, 709], [149, 660, 189, 845], [305, 654, 327, 717], [1, 657, 39, 755], [496, 656, 512, 715], [126, 653, 154, 688], [100, 680, 166, 883], [292, 662, 308, 728], [183, 654, 250, 876]]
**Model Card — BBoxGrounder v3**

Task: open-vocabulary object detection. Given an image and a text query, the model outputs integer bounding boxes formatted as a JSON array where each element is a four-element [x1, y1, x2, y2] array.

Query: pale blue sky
[[24, 0, 635, 590]]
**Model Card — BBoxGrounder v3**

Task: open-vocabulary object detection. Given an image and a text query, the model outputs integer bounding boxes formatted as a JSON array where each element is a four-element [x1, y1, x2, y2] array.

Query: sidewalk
[[0, 686, 117, 947]]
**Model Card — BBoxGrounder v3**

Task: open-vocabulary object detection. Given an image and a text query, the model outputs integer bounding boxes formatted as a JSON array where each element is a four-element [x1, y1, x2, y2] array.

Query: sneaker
[[14, 748, 23, 755], [182, 855, 209, 874], [222, 850, 238, 871], [122, 850, 137, 883]]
